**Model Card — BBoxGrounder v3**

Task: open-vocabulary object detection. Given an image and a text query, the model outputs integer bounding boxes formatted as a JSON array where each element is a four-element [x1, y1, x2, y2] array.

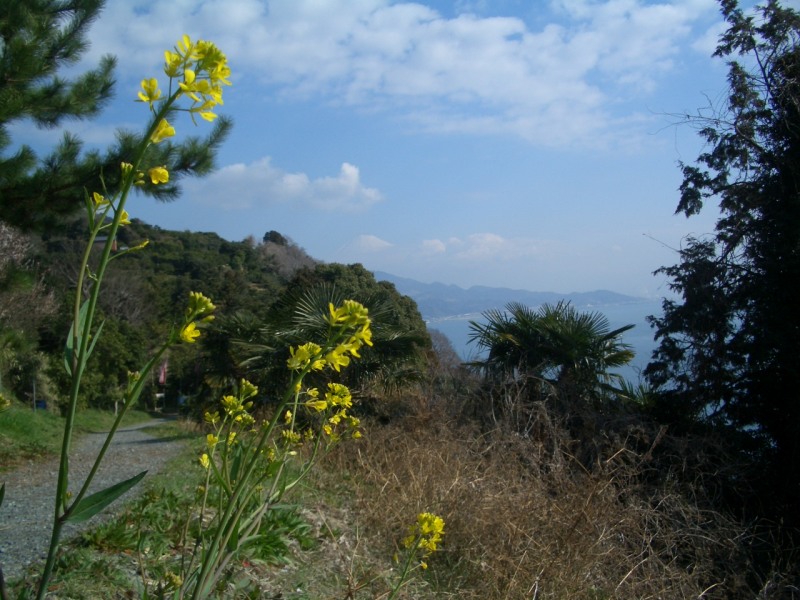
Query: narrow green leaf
[[63, 302, 105, 375], [0, 482, 5, 509], [85, 319, 105, 363], [64, 300, 90, 375], [226, 512, 240, 552], [65, 470, 147, 524]]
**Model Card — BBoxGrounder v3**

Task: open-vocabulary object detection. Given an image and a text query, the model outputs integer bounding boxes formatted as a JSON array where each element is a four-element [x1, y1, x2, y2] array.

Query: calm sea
[[426, 298, 664, 384]]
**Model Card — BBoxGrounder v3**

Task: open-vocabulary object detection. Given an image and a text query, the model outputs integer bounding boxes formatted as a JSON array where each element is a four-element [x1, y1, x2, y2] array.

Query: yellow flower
[[147, 166, 169, 184], [204, 411, 220, 425], [284, 410, 292, 424], [305, 399, 328, 412], [180, 322, 200, 343], [206, 433, 219, 449], [324, 345, 350, 372], [92, 191, 109, 208], [121, 162, 134, 176], [403, 512, 445, 557], [137, 78, 162, 106], [119, 210, 131, 226], [352, 324, 373, 347], [287, 342, 324, 371], [187, 291, 215, 318], [282, 429, 301, 444], [221, 395, 241, 415], [164, 50, 182, 77], [199, 453, 210, 469], [325, 383, 352, 408], [327, 300, 370, 327], [240, 379, 258, 399], [150, 119, 175, 144]]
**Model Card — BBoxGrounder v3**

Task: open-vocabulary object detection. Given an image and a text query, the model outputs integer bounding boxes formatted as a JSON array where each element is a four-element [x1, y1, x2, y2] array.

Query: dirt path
[[0, 418, 188, 581]]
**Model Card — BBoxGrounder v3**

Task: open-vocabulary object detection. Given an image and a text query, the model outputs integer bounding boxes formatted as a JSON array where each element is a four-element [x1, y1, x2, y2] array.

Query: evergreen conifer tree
[[646, 0, 800, 519], [0, 0, 231, 231]]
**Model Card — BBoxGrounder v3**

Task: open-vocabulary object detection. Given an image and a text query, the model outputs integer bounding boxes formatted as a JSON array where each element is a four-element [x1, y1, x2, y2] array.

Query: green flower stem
[[66, 343, 171, 514], [36, 92, 183, 600], [387, 535, 423, 600], [190, 369, 312, 598]]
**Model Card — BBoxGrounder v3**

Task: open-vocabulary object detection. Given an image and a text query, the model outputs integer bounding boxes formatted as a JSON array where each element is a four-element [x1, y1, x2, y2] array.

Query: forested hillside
[[0, 217, 430, 414]]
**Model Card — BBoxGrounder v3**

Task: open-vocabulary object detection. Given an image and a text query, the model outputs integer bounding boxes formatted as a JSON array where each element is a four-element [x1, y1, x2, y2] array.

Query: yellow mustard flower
[[164, 50, 182, 77], [119, 210, 131, 226], [137, 78, 162, 106], [206, 433, 219, 449], [324, 346, 350, 372], [305, 399, 328, 412], [187, 291, 215, 318], [199, 453, 210, 469], [325, 383, 352, 408], [240, 379, 258, 399], [403, 512, 445, 557], [150, 119, 175, 144], [130, 240, 149, 252], [92, 191, 110, 208], [282, 429, 302, 444], [180, 322, 200, 343], [221, 394, 240, 415], [148, 166, 169, 184], [287, 342, 324, 371], [327, 300, 370, 327]]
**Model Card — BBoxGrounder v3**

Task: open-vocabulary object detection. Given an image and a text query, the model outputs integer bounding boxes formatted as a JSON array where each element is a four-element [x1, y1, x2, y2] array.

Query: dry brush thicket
[[322, 385, 799, 599]]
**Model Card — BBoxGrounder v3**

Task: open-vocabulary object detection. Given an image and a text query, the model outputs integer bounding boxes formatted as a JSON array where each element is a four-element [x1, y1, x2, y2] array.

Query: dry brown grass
[[322, 402, 799, 600]]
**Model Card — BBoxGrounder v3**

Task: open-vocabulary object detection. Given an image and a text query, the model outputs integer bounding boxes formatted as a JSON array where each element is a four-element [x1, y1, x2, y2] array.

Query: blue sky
[[15, 0, 780, 297]]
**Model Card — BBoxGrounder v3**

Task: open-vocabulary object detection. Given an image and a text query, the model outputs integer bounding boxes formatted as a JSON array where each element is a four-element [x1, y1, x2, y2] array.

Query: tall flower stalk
[[33, 36, 231, 600], [174, 300, 372, 598]]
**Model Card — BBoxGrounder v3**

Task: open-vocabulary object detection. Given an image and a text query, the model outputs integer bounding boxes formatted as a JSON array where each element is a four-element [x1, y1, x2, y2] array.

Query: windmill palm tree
[[469, 301, 635, 399]]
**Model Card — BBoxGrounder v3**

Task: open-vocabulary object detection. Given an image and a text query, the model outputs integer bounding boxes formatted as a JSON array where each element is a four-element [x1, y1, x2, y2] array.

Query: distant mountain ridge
[[373, 271, 645, 319]]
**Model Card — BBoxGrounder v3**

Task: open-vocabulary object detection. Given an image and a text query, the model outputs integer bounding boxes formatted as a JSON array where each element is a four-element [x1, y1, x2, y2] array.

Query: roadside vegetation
[[0, 406, 152, 472], [2, 0, 800, 598]]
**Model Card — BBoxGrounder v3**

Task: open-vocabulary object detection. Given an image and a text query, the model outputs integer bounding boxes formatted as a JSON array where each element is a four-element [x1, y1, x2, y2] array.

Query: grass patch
[[0, 402, 152, 472]]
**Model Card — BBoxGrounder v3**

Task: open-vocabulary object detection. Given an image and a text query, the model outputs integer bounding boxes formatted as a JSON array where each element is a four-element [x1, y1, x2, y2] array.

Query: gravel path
[[0, 418, 188, 581]]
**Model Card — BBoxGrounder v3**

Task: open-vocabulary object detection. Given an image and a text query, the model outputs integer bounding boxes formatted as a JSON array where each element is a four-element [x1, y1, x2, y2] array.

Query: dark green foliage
[[0, 0, 233, 232], [646, 0, 800, 520], [31, 218, 290, 409], [222, 263, 432, 404], [469, 301, 634, 397]]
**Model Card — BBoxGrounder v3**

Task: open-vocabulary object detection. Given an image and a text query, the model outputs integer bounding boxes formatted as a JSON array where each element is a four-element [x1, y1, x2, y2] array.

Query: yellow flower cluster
[[199, 379, 259, 468], [180, 291, 215, 344], [286, 301, 373, 373], [301, 382, 361, 441], [167, 34, 231, 122], [403, 512, 446, 557], [136, 34, 231, 150]]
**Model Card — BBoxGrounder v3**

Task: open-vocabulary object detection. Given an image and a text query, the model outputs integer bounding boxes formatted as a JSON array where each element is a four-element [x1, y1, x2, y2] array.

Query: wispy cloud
[[78, 0, 717, 147], [182, 157, 383, 212]]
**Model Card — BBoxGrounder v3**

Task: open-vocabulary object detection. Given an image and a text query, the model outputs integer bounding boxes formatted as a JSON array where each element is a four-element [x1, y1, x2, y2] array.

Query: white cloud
[[427, 233, 544, 260], [77, 0, 719, 147], [421, 239, 447, 254], [352, 234, 394, 252], [183, 157, 383, 212]]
